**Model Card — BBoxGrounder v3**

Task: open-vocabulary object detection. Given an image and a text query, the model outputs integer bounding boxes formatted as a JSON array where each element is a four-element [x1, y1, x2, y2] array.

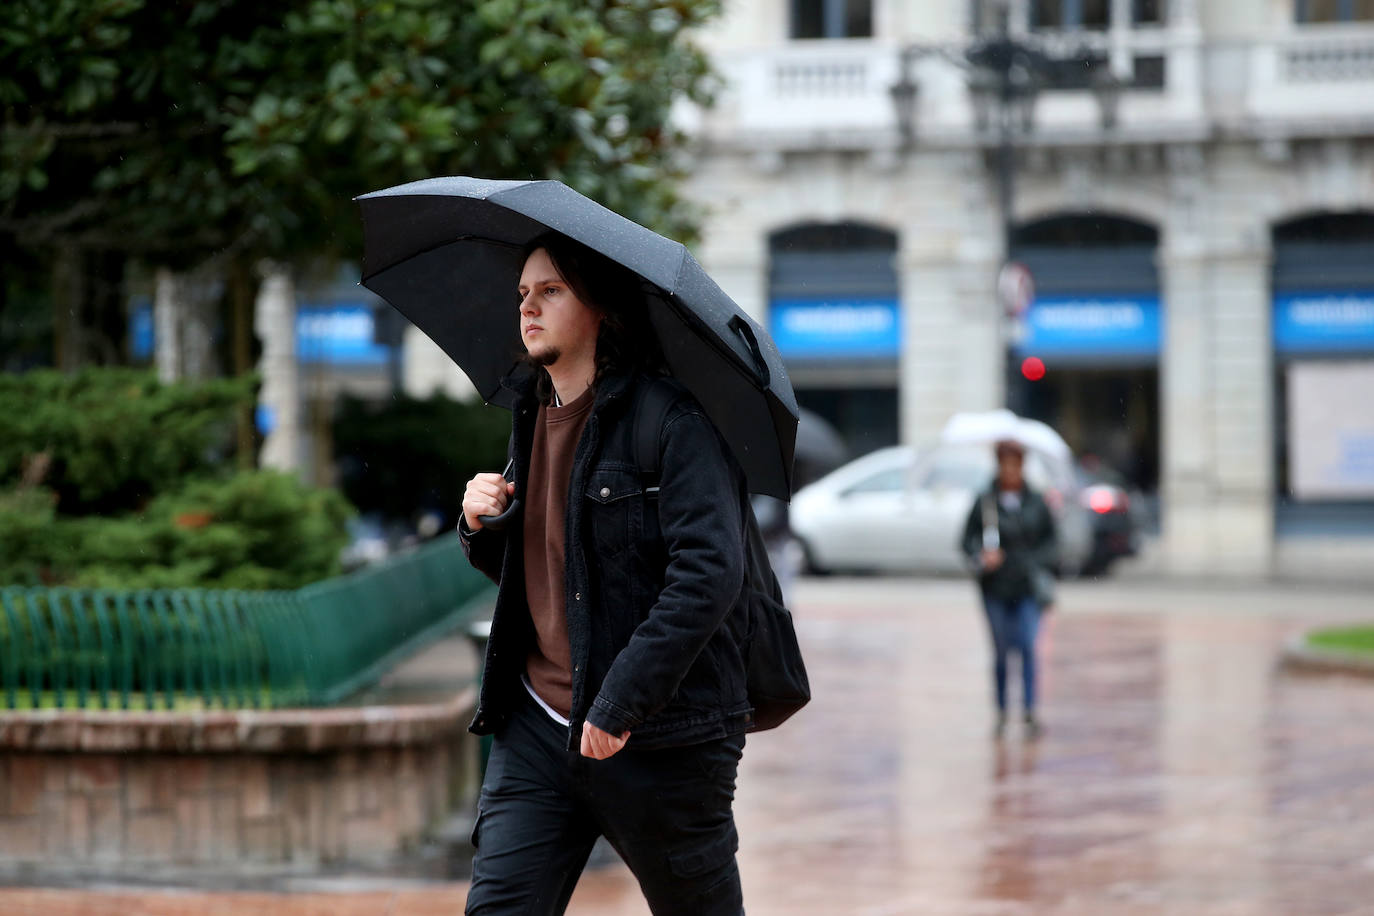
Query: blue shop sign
[[297, 304, 390, 365], [1017, 294, 1161, 358], [769, 298, 901, 360], [1274, 291, 1374, 353], [129, 296, 154, 361]]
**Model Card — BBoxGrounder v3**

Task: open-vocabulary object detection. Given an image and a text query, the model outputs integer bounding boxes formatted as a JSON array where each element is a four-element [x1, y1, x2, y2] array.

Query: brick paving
[[2, 577, 1373, 915]]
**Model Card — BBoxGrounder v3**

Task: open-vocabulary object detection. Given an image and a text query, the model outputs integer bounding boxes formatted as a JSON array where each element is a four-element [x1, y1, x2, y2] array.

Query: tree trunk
[[52, 245, 85, 371], [53, 246, 127, 370], [88, 249, 126, 365], [227, 257, 259, 469]]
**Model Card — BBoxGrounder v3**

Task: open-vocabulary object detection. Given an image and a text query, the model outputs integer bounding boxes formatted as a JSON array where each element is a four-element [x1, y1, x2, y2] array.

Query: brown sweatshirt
[[522, 386, 595, 718]]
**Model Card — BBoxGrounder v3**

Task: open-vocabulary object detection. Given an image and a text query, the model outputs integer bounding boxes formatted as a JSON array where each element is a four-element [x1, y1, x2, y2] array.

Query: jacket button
[[600, 487, 611, 498], [574, 592, 581, 601]]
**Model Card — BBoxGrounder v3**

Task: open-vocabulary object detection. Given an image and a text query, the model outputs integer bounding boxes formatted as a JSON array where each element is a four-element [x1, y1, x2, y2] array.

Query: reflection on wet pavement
[[2, 578, 1372, 915]]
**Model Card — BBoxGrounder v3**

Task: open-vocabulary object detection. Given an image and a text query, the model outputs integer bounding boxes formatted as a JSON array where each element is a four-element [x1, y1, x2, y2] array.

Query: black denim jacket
[[460, 372, 752, 751]]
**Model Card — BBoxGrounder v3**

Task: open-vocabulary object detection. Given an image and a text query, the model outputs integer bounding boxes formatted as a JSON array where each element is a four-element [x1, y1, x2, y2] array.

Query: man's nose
[[519, 296, 537, 317]]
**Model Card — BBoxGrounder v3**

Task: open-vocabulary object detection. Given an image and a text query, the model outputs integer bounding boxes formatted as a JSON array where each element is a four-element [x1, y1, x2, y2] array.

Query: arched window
[[1271, 211, 1374, 523]]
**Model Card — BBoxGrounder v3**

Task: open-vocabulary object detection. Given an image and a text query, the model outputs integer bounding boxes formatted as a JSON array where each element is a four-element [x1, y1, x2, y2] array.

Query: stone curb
[[1280, 634, 1374, 678], [0, 686, 476, 754]]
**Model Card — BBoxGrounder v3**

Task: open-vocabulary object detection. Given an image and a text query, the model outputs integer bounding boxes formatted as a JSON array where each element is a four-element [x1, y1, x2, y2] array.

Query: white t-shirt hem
[[522, 673, 571, 727]]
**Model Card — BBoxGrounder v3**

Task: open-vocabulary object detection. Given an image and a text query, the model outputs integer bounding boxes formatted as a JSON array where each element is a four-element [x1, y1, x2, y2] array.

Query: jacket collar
[[499, 367, 639, 416]]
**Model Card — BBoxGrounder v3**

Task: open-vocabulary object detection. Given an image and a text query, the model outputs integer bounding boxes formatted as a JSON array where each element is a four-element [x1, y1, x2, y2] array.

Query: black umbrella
[[356, 177, 799, 500]]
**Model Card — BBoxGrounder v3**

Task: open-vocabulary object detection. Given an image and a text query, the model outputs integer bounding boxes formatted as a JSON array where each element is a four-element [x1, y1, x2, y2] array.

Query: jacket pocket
[[585, 465, 645, 560]]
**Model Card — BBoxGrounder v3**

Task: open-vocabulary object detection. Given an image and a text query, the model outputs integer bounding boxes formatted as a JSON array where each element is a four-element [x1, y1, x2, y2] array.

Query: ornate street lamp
[[889, 47, 921, 148], [1090, 66, 1125, 131]]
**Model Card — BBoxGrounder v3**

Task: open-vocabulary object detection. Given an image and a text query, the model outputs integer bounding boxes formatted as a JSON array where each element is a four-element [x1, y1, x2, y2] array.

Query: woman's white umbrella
[[940, 409, 1071, 461]]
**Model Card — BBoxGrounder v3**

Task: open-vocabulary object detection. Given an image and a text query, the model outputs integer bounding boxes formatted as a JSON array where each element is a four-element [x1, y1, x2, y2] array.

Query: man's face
[[518, 247, 602, 369]]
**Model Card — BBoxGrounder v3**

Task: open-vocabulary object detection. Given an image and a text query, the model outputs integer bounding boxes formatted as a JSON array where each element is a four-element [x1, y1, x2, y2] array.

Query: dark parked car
[[1075, 458, 1144, 575]]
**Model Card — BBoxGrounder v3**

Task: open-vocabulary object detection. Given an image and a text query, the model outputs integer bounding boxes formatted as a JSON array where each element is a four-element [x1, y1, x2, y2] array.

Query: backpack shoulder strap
[[632, 377, 682, 488]]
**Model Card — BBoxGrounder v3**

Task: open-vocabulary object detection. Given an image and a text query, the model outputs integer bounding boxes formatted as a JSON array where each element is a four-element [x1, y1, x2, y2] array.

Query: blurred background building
[[675, 0, 1374, 578]]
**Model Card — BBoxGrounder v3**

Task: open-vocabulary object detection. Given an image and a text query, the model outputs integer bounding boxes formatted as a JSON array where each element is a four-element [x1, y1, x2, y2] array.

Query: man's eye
[[545, 286, 561, 297]]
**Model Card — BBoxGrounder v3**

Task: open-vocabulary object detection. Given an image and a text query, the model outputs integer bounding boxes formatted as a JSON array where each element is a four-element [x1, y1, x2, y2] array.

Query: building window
[[791, 0, 873, 39], [1031, 0, 1110, 30], [1297, 0, 1374, 20], [1133, 0, 1164, 24], [1028, 0, 1166, 29]]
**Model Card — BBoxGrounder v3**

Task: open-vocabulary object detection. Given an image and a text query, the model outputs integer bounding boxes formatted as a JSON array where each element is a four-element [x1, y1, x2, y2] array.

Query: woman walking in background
[[961, 440, 1058, 739]]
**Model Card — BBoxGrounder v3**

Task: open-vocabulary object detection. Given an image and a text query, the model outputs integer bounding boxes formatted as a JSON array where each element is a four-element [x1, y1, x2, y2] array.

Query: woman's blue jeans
[[982, 596, 1041, 713]]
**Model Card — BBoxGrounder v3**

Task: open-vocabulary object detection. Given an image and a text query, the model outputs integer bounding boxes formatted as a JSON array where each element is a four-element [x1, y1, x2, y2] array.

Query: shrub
[[332, 391, 509, 526], [0, 368, 255, 515]]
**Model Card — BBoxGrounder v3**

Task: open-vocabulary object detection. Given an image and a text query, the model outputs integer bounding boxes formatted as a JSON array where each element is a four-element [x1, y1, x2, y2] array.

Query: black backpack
[[632, 380, 811, 732]]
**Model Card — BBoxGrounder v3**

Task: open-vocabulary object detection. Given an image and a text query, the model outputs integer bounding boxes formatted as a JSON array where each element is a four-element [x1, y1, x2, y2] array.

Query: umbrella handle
[[478, 499, 522, 532], [728, 316, 770, 386]]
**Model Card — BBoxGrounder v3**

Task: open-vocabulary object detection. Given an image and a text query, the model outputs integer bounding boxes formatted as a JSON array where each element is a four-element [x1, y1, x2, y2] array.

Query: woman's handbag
[[1031, 565, 1057, 610]]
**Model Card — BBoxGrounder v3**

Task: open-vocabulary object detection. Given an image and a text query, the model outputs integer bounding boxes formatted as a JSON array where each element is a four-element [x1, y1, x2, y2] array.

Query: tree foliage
[[0, 367, 254, 514], [1, 0, 720, 267], [0, 369, 351, 588]]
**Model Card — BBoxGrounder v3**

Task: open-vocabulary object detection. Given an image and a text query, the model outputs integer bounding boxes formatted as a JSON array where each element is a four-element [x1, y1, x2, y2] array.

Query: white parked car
[[789, 443, 1094, 576]]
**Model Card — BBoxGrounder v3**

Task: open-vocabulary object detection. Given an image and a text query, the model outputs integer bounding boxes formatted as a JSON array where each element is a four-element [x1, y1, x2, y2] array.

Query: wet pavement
[[2, 576, 1373, 915]]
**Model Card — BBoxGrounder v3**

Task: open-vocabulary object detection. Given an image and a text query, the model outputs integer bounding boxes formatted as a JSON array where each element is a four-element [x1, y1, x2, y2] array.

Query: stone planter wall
[[0, 689, 478, 875]]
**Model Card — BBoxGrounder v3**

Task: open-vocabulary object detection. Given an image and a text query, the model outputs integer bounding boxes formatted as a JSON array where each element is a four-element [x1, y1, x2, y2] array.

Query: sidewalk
[[3, 576, 1372, 914]]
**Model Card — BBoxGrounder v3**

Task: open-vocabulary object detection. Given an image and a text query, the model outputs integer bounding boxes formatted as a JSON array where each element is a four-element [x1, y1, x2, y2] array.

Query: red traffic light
[[1021, 356, 1046, 381]]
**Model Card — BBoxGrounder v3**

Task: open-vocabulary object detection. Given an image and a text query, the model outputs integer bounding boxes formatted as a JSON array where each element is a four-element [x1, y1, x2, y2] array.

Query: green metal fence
[[0, 534, 492, 711]]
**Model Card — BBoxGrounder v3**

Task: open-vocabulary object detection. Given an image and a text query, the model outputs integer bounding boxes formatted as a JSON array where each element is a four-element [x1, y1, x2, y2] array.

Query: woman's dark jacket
[[459, 371, 753, 751], [959, 482, 1059, 602]]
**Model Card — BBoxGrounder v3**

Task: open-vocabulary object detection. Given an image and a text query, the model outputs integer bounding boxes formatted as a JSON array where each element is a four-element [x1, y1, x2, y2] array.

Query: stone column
[[897, 153, 1004, 447], [1159, 234, 1275, 576], [254, 264, 301, 472], [153, 268, 182, 383], [1158, 240, 1213, 574], [898, 239, 1002, 447], [1206, 241, 1275, 576]]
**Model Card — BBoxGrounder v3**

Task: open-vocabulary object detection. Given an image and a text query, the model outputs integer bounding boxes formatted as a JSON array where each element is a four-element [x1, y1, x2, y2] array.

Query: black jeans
[[466, 689, 746, 916]]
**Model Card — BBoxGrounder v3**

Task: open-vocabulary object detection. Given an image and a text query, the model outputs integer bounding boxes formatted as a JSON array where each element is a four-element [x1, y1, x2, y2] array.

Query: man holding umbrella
[[358, 177, 804, 914], [457, 232, 752, 915]]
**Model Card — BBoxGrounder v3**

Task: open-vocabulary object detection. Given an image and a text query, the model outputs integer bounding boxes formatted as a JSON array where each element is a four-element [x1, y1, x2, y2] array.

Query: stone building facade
[[680, 0, 1374, 577]]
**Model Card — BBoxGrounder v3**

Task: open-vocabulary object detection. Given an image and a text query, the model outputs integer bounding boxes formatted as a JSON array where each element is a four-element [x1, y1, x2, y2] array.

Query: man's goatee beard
[[530, 347, 561, 369]]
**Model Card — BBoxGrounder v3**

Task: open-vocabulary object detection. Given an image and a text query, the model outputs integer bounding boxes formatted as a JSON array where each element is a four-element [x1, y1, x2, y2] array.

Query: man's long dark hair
[[520, 232, 666, 403]]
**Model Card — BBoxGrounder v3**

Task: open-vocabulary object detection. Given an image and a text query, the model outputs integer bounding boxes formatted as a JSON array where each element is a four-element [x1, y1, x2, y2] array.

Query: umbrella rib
[[653, 291, 769, 389], [359, 234, 525, 284]]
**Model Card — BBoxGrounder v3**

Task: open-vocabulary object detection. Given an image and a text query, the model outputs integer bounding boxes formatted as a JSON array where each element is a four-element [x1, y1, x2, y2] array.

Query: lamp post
[[890, 4, 1128, 415], [965, 4, 1051, 416]]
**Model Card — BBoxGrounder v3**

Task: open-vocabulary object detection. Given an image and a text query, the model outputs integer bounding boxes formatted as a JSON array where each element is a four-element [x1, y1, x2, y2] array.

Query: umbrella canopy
[[940, 409, 1071, 462], [356, 177, 798, 499]]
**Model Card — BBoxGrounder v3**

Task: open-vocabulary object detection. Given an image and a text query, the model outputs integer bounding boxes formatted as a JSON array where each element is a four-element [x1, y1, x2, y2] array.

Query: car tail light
[[1084, 485, 1124, 514]]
